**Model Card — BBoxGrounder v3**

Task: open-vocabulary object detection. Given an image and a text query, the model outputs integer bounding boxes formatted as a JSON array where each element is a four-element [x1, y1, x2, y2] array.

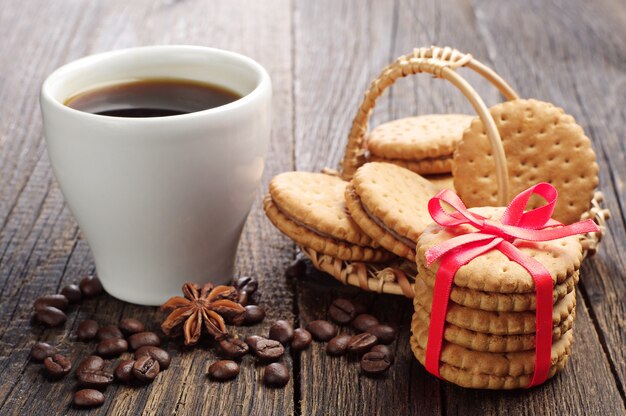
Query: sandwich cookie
[[416, 206, 583, 293], [410, 318, 573, 389], [367, 114, 473, 174], [264, 171, 392, 262], [412, 299, 575, 353], [345, 162, 439, 261], [413, 278, 576, 336]]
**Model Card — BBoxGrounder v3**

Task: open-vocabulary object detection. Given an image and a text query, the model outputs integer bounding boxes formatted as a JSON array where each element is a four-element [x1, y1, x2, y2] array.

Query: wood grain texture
[[0, 0, 295, 415], [0, 0, 624, 415]]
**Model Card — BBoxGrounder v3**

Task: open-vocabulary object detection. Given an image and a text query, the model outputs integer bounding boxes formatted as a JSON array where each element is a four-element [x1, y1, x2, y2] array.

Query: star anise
[[160, 282, 246, 345]]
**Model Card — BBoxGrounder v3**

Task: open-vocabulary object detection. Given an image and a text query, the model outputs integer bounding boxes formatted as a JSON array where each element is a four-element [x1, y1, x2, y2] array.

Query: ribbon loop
[[502, 182, 558, 228], [422, 183, 599, 388]]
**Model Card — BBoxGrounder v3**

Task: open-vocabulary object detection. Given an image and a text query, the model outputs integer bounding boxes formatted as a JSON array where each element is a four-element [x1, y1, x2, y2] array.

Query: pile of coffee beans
[[30, 289, 172, 409], [322, 297, 397, 375], [206, 275, 300, 388], [33, 275, 103, 327], [28, 265, 397, 406]]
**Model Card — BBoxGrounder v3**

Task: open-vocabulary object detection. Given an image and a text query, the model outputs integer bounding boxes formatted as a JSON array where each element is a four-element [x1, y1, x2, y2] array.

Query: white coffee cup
[[40, 45, 271, 305]]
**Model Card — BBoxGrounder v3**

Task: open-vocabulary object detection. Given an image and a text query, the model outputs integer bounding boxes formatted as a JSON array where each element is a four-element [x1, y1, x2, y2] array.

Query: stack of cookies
[[263, 164, 440, 296], [367, 114, 473, 191], [410, 206, 583, 389]]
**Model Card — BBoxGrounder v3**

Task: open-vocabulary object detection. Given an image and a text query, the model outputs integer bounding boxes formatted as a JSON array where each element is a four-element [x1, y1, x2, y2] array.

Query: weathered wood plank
[[0, 0, 295, 415], [292, 1, 443, 413], [0, 0, 624, 414]]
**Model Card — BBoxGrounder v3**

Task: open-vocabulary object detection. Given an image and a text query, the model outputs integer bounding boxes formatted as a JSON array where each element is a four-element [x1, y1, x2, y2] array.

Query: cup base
[[101, 271, 234, 306]]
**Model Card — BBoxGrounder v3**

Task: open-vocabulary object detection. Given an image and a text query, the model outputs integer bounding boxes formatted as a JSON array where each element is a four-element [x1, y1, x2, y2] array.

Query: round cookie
[[453, 99, 598, 224], [346, 162, 439, 261], [264, 172, 392, 262], [367, 114, 473, 160], [410, 313, 574, 377], [369, 155, 452, 175], [416, 206, 583, 293], [413, 277, 576, 335], [409, 327, 572, 389], [417, 264, 578, 312], [264, 196, 391, 262], [344, 186, 415, 261], [269, 171, 377, 247], [412, 300, 575, 352]]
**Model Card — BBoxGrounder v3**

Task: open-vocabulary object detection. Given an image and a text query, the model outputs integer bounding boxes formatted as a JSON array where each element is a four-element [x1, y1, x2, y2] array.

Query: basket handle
[[340, 46, 519, 206]]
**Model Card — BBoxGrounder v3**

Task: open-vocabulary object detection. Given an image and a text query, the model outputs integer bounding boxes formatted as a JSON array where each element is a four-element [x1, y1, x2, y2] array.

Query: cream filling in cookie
[[370, 154, 453, 163], [359, 197, 417, 249], [273, 198, 378, 249]]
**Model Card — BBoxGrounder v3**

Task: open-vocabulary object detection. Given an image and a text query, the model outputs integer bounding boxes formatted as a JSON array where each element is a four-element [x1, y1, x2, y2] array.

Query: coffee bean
[[76, 320, 99, 342], [347, 333, 378, 354], [128, 331, 160, 350], [61, 284, 82, 303], [97, 325, 123, 341], [234, 275, 258, 294], [290, 328, 312, 351], [237, 291, 250, 306], [269, 320, 294, 344], [76, 356, 105, 374], [352, 314, 379, 332], [328, 298, 356, 324], [96, 338, 128, 357], [326, 334, 352, 356], [135, 346, 171, 370], [119, 318, 145, 336], [73, 389, 105, 408], [245, 335, 264, 350], [243, 305, 266, 325], [305, 320, 337, 341], [218, 337, 249, 359], [208, 360, 240, 381], [360, 350, 391, 375], [263, 363, 289, 387], [43, 354, 72, 378], [34, 294, 69, 312], [285, 260, 306, 279], [77, 370, 114, 390], [371, 344, 394, 364], [114, 359, 135, 384], [132, 355, 160, 383], [35, 306, 66, 327], [30, 342, 56, 361], [254, 339, 285, 362], [80, 275, 104, 297], [366, 324, 396, 345]]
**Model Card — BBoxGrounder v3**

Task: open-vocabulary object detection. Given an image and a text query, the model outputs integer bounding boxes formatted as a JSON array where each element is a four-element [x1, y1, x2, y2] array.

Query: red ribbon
[[423, 183, 599, 387]]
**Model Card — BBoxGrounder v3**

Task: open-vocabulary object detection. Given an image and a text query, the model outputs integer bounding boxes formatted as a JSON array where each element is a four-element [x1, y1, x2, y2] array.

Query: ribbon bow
[[424, 183, 599, 387]]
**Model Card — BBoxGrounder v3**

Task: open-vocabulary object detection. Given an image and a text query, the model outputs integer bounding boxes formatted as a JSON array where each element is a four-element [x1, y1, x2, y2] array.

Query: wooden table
[[1, 0, 624, 414]]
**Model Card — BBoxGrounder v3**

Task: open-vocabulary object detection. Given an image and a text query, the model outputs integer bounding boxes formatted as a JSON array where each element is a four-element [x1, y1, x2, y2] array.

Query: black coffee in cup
[[65, 79, 241, 117]]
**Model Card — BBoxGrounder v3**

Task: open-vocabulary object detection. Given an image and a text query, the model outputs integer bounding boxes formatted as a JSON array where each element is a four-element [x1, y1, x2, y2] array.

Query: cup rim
[[40, 45, 271, 122]]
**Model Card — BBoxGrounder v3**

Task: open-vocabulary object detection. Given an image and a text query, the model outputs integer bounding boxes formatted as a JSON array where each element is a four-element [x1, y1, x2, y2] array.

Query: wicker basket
[[302, 46, 609, 298]]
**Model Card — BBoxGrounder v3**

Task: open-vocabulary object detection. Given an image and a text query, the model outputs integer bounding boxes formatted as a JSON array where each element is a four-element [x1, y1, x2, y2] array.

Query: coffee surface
[[65, 79, 241, 117]]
